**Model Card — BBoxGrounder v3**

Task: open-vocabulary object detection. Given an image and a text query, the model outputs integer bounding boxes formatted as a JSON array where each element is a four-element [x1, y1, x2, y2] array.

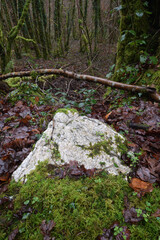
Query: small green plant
[[32, 196, 39, 204], [145, 201, 152, 212], [136, 208, 150, 222], [24, 200, 30, 205], [42, 133, 50, 144], [99, 161, 106, 166], [143, 213, 150, 222], [127, 151, 142, 167], [96, 132, 105, 137], [136, 208, 143, 217], [114, 226, 123, 236], [135, 202, 153, 222], [140, 51, 158, 65], [8, 81, 56, 105], [94, 178, 102, 184], [55, 88, 97, 114]]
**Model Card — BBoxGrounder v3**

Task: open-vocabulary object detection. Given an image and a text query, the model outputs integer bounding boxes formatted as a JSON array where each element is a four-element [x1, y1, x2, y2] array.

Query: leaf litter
[[0, 100, 55, 185]]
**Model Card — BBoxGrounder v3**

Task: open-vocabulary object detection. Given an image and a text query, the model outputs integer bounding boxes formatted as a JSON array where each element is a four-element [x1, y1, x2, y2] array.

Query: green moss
[[81, 138, 114, 158], [4, 116, 17, 123], [1, 162, 160, 239], [5, 77, 21, 87], [52, 142, 61, 160], [38, 75, 56, 82], [113, 0, 149, 81], [140, 70, 160, 91], [55, 108, 78, 115], [78, 134, 127, 158], [114, 134, 128, 154], [150, 70, 160, 91], [30, 71, 39, 80], [6, 81, 45, 104]]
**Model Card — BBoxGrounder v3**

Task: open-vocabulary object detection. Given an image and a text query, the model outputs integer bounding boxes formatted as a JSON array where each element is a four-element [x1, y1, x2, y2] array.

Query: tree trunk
[[113, 0, 160, 83]]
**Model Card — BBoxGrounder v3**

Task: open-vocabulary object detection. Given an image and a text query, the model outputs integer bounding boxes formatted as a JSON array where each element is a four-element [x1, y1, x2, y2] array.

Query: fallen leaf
[[123, 207, 145, 224], [127, 142, 137, 148], [8, 228, 19, 240], [32, 128, 40, 134], [104, 111, 112, 121], [0, 173, 9, 182], [129, 178, 153, 196], [40, 220, 56, 235], [151, 209, 160, 217], [136, 167, 157, 183], [96, 222, 130, 240], [0, 184, 8, 194], [15, 101, 23, 108], [35, 96, 40, 103], [14, 206, 33, 220], [2, 126, 12, 131]]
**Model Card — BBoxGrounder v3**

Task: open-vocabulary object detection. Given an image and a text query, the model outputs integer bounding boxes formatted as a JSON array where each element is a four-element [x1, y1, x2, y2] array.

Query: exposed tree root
[[0, 69, 160, 102]]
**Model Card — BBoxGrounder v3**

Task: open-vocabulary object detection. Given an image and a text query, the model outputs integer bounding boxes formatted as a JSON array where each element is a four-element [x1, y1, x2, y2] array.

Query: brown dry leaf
[[35, 96, 40, 103], [15, 101, 23, 108], [40, 220, 56, 239], [8, 228, 19, 240], [127, 142, 137, 148], [20, 115, 32, 125], [2, 126, 12, 131], [0, 173, 9, 182], [0, 184, 8, 194], [129, 178, 153, 196], [104, 111, 112, 121], [151, 209, 160, 217], [32, 128, 40, 134], [123, 207, 145, 224]]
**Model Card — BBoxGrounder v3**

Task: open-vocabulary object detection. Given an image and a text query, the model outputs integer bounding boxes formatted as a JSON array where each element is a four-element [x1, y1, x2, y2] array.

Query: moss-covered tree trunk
[[0, 0, 31, 92], [113, 0, 160, 84]]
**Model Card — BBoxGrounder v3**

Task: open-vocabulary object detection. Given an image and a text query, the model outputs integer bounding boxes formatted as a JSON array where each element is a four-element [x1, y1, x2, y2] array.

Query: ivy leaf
[[135, 10, 144, 17], [120, 34, 126, 41], [22, 212, 30, 220], [128, 30, 136, 36], [106, 72, 112, 78], [126, 66, 132, 72], [145, 10, 152, 15], [140, 55, 147, 64], [24, 200, 30, 205], [149, 56, 158, 65], [114, 5, 123, 11], [78, 102, 85, 108], [143, 1, 149, 7], [110, 64, 115, 71], [136, 40, 146, 45]]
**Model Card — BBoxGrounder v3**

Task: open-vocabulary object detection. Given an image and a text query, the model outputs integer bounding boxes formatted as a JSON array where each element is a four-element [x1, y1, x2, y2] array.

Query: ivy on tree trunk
[[1, 0, 31, 73], [113, 0, 160, 82]]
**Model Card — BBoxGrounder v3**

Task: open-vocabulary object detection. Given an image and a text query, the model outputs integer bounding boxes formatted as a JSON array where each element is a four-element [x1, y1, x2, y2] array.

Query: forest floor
[[0, 46, 160, 239]]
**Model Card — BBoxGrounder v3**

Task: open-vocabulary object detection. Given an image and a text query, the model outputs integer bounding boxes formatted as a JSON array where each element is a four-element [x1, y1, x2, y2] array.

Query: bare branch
[[0, 69, 159, 102]]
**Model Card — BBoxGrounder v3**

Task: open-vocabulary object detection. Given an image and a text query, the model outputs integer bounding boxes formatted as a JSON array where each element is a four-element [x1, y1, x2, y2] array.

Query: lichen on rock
[[12, 109, 130, 182]]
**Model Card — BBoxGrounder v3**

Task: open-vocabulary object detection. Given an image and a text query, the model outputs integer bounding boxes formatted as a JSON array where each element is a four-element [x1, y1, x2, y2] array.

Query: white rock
[[12, 109, 130, 182]]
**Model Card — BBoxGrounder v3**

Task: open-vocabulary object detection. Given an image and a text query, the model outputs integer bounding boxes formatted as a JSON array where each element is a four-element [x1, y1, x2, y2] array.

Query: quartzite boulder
[[12, 109, 130, 182]]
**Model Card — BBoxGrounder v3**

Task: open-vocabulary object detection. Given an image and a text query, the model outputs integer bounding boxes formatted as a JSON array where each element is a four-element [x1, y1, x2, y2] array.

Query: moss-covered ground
[[0, 161, 160, 240]]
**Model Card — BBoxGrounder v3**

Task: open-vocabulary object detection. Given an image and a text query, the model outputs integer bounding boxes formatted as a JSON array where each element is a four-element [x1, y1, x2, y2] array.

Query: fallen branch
[[0, 69, 160, 102]]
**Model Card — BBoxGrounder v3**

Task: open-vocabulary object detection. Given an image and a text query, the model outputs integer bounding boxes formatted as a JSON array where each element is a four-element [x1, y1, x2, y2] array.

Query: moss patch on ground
[[55, 108, 78, 115], [1, 161, 160, 240]]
